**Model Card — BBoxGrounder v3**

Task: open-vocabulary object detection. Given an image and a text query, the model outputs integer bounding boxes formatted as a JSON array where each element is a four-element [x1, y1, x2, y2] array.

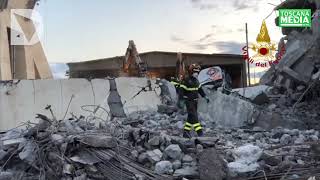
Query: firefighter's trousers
[[183, 99, 203, 137]]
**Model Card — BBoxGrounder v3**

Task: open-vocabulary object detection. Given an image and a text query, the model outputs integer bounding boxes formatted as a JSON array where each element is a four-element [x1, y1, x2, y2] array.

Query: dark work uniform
[[180, 76, 207, 137]]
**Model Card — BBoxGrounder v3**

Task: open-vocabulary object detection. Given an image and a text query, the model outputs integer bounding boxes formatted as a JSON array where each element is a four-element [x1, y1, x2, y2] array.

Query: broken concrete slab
[[199, 90, 255, 128], [233, 85, 270, 100], [228, 144, 262, 174], [260, 31, 320, 90], [18, 141, 37, 164], [76, 135, 117, 148], [173, 166, 198, 178], [3, 138, 26, 147], [70, 150, 101, 165], [199, 148, 228, 180]]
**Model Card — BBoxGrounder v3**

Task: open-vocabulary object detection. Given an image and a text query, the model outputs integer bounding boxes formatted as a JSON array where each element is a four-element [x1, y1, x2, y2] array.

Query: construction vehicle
[[123, 40, 147, 77], [176, 53, 187, 81]]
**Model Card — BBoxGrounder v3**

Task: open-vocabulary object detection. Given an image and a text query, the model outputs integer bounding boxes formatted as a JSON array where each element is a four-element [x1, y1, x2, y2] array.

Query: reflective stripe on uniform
[[193, 123, 201, 128], [193, 123, 202, 132], [195, 126, 202, 131], [184, 126, 192, 131], [170, 81, 180, 86], [185, 122, 192, 127], [179, 84, 199, 91], [170, 82, 200, 92]]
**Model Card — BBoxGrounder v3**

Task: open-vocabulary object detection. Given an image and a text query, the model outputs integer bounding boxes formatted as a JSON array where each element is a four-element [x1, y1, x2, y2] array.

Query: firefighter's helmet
[[188, 63, 201, 74]]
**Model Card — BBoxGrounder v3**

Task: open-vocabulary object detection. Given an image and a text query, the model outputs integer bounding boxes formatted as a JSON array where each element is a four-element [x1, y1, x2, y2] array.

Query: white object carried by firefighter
[[198, 66, 232, 91], [198, 66, 223, 85]]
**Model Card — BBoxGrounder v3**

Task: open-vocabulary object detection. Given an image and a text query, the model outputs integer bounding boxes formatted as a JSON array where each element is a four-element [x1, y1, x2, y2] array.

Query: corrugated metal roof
[[67, 51, 244, 71], [68, 51, 242, 64]]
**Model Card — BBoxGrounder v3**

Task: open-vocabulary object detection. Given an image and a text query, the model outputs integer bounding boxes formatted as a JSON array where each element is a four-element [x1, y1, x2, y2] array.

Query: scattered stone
[[260, 152, 282, 166], [131, 150, 139, 160], [310, 135, 319, 141], [51, 134, 65, 144], [63, 164, 74, 175], [138, 152, 148, 164], [294, 134, 305, 144], [268, 104, 277, 111], [77, 135, 117, 148], [146, 149, 163, 163], [182, 155, 193, 163], [164, 144, 182, 160], [172, 160, 182, 170], [174, 166, 198, 178], [18, 141, 37, 164], [3, 138, 26, 146], [251, 92, 270, 105], [148, 136, 161, 146], [199, 148, 228, 180], [280, 134, 291, 145], [154, 161, 173, 175], [228, 144, 262, 174], [0, 172, 13, 180]]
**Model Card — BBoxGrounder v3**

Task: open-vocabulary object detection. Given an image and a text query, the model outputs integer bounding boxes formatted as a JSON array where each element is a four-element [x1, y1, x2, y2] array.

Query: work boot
[[196, 130, 204, 137], [183, 130, 192, 138]]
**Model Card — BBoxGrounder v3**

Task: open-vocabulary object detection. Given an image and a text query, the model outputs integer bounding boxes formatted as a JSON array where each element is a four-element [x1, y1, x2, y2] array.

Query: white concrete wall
[[116, 77, 161, 114], [0, 78, 161, 131]]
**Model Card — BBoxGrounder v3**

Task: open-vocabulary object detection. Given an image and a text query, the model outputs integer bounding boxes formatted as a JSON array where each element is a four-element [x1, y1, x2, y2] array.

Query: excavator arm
[[123, 40, 147, 77]]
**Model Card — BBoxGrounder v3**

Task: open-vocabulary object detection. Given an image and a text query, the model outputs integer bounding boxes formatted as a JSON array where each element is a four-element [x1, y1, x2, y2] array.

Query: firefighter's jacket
[[171, 76, 206, 101]]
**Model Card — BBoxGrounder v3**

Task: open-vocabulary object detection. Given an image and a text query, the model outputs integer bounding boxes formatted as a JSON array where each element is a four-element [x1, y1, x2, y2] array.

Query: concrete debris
[[173, 166, 198, 178], [155, 161, 173, 175], [0, 103, 319, 179], [164, 144, 182, 160], [76, 134, 117, 148], [199, 148, 228, 180], [260, 1, 320, 98], [147, 149, 163, 164], [0, 114, 172, 180], [228, 144, 262, 174]]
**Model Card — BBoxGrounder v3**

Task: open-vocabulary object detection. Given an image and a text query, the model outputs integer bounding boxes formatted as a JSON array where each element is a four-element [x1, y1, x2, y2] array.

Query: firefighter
[[180, 63, 209, 138]]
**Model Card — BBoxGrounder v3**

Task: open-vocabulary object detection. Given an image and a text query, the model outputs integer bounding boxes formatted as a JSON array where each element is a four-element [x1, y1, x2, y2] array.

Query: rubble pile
[[255, 0, 320, 131], [0, 114, 172, 180], [124, 110, 320, 179], [1, 105, 320, 180]]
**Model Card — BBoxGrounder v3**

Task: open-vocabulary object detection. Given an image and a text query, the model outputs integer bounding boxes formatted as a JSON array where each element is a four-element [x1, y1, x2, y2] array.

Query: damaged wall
[[0, 78, 161, 131]]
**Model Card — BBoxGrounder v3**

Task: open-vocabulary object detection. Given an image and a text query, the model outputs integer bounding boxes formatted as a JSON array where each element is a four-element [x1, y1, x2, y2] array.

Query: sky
[[33, 0, 285, 78]]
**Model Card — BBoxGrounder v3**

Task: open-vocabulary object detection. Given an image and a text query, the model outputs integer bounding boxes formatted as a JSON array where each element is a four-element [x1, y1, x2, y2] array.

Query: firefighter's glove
[[205, 97, 210, 103]]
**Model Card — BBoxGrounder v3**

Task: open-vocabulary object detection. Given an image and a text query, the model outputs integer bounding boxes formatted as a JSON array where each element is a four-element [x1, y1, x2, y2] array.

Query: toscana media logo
[[279, 9, 311, 27], [242, 20, 286, 68]]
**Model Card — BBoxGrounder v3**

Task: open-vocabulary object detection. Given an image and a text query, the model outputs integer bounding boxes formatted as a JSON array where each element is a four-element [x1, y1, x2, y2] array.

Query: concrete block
[[199, 90, 254, 128], [233, 85, 270, 99], [34, 79, 62, 120], [60, 79, 95, 119], [0, 81, 35, 129], [91, 79, 111, 120], [116, 77, 161, 114]]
